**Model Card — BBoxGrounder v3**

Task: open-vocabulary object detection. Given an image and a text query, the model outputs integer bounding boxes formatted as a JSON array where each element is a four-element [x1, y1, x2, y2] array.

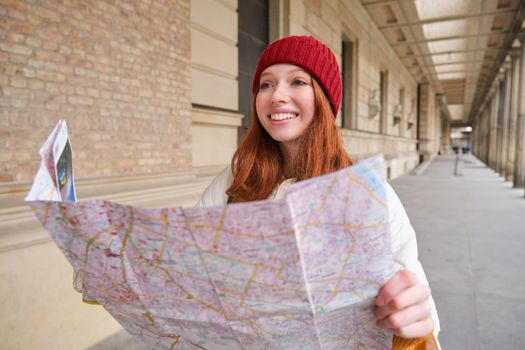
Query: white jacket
[[197, 166, 440, 337]]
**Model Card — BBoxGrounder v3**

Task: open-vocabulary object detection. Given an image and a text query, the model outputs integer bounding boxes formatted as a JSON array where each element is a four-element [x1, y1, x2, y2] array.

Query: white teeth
[[270, 113, 299, 120]]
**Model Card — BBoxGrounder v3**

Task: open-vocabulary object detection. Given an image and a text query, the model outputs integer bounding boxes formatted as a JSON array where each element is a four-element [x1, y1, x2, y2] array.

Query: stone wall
[[0, 0, 192, 182], [190, 0, 242, 169]]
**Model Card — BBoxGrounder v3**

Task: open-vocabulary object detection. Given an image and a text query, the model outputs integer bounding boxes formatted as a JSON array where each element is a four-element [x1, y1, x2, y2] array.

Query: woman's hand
[[374, 270, 433, 338]]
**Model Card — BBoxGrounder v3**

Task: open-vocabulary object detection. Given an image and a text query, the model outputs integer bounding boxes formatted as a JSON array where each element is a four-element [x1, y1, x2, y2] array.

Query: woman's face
[[255, 64, 315, 147]]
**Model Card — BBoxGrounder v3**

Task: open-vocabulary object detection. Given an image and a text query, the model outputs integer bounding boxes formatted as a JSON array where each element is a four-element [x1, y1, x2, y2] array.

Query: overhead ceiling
[[360, 0, 525, 125]]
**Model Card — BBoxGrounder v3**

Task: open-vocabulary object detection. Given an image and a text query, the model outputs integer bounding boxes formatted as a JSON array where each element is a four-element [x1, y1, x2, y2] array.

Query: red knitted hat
[[252, 35, 342, 116]]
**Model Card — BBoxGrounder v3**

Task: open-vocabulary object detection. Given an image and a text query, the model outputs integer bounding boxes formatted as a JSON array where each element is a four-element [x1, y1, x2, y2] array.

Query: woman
[[197, 35, 440, 349]]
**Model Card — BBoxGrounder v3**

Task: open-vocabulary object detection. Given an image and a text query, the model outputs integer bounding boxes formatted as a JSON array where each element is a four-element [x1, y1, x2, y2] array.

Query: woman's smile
[[269, 112, 300, 121]]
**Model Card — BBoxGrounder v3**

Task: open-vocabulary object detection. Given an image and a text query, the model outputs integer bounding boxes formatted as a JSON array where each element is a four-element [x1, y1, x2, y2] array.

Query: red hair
[[226, 79, 352, 203]]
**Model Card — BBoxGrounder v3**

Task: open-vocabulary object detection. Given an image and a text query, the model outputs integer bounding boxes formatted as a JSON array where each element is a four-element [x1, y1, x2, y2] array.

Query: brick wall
[[0, 0, 192, 182]]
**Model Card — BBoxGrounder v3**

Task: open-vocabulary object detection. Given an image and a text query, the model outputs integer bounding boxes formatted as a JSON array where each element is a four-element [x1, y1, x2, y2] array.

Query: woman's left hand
[[373, 270, 434, 338]]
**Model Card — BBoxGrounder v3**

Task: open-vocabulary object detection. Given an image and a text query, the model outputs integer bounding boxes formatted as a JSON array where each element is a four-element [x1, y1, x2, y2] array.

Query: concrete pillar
[[435, 101, 443, 154], [477, 105, 486, 162], [506, 47, 520, 182], [472, 101, 487, 160], [514, 34, 525, 188], [418, 84, 439, 160], [489, 87, 499, 170], [472, 118, 478, 155], [498, 62, 511, 176], [495, 77, 505, 173], [442, 119, 451, 154], [476, 105, 485, 162], [472, 118, 481, 157], [484, 103, 491, 164], [472, 112, 480, 158]]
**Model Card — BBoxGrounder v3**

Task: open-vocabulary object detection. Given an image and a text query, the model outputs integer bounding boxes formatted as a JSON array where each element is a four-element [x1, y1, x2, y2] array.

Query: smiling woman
[[196, 35, 440, 349], [221, 36, 352, 202]]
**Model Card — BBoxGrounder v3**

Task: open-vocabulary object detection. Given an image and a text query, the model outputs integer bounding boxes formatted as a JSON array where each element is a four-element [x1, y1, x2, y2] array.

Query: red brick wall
[[0, 0, 192, 182]]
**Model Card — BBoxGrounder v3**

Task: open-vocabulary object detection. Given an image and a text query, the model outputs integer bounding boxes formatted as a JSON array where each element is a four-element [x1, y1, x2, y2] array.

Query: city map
[[26, 121, 398, 349]]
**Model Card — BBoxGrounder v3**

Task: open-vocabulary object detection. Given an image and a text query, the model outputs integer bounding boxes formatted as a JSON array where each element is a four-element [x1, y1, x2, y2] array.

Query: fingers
[[391, 316, 434, 339], [376, 299, 432, 330], [374, 283, 431, 320], [374, 270, 434, 338], [375, 270, 419, 307]]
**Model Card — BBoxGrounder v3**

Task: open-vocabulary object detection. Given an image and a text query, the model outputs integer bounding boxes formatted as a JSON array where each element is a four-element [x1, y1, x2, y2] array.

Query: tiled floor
[[391, 155, 525, 350]]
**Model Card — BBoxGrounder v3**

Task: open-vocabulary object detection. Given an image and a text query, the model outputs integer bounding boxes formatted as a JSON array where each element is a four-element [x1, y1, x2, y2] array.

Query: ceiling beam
[[401, 47, 500, 58], [436, 69, 482, 73], [390, 30, 509, 47], [360, 0, 398, 5], [432, 60, 485, 66], [442, 82, 478, 86], [377, 9, 517, 29], [442, 88, 467, 92]]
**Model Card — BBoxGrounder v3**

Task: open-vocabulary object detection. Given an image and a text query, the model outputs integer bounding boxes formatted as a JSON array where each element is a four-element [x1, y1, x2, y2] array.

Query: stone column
[[435, 101, 443, 154], [418, 84, 437, 160], [499, 60, 512, 177], [473, 101, 488, 161], [506, 47, 520, 182], [477, 103, 486, 162], [474, 117, 481, 157], [484, 104, 491, 164], [472, 118, 478, 156], [495, 74, 505, 174], [476, 104, 486, 162], [441, 119, 451, 154], [489, 86, 499, 170], [514, 34, 525, 188]]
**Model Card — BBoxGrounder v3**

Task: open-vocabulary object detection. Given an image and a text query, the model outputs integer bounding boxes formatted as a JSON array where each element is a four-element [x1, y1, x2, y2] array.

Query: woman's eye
[[259, 82, 272, 90], [292, 79, 307, 86]]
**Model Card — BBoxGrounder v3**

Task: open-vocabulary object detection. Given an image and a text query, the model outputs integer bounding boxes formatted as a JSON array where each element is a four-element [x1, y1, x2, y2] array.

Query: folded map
[[25, 121, 397, 349]]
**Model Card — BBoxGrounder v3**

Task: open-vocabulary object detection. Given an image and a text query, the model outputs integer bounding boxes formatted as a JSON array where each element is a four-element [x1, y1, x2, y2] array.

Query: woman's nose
[[271, 83, 289, 104]]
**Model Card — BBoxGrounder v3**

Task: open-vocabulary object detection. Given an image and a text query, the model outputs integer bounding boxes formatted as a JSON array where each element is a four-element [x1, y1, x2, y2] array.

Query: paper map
[[26, 121, 398, 349]]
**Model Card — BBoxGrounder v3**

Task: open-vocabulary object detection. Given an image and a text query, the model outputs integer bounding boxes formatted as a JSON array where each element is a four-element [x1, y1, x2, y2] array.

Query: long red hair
[[226, 79, 352, 202]]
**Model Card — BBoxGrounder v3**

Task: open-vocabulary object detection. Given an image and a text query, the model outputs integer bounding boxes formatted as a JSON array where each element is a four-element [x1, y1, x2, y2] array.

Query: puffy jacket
[[197, 166, 441, 343]]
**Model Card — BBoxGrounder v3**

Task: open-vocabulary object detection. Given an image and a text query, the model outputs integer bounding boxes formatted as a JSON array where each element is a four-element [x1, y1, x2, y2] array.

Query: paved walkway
[[390, 155, 525, 350]]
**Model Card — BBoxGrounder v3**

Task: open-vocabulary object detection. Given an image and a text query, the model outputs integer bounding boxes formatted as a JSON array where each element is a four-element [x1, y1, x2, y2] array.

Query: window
[[380, 70, 388, 133], [342, 37, 358, 129], [238, 0, 269, 142], [399, 87, 405, 114], [395, 86, 405, 135]]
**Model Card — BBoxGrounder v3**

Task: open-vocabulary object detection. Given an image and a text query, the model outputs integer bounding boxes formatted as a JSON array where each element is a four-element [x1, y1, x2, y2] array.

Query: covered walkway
[[391, 155, 525, 349]]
